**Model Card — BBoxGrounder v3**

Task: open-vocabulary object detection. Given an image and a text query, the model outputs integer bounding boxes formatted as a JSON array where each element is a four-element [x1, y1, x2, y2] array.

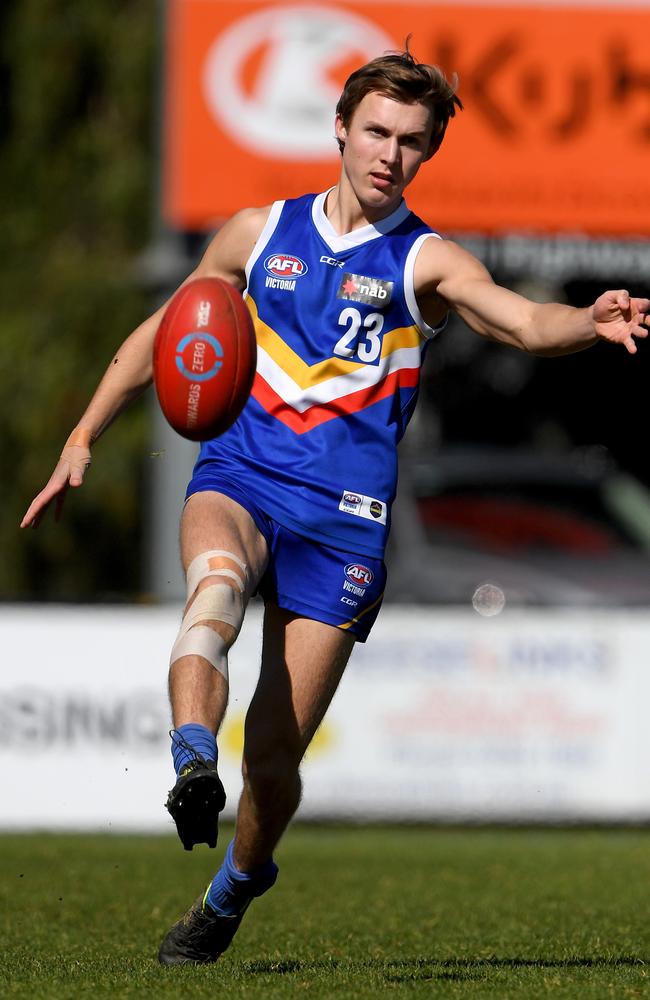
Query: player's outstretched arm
[[21, 206, 271, 530], [20, 306, 164, 529], [416, 239, 649, 356]]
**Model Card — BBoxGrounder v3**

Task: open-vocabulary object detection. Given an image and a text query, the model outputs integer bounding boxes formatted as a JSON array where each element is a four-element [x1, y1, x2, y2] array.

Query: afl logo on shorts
[[345, 563, 374, 587], [264, 254, 308, 279]]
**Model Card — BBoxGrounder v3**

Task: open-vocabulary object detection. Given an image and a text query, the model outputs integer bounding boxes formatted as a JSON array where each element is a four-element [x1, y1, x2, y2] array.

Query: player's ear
[[424, 125, 443, 162], [335, 114, 347, 145]]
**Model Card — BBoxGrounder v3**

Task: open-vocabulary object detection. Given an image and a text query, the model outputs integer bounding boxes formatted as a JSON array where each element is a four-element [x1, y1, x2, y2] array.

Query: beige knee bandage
[[170, 550, 248, 680]]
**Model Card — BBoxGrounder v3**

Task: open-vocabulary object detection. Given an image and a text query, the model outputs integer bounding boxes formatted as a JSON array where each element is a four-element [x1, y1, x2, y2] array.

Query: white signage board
[[2, 605, 650, 829]]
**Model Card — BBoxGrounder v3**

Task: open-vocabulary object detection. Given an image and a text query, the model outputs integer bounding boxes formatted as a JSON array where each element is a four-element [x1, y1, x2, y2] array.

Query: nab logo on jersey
[[345, 563, 374, 587], [338, 272, 393, 307], [264, 254, 308, 279]]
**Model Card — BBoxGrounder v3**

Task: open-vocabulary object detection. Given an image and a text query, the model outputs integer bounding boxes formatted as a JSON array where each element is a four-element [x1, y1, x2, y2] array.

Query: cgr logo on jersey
[[337, 272, 393, 307], [343, 562, 374, 597], [264, 253, 308, 292]]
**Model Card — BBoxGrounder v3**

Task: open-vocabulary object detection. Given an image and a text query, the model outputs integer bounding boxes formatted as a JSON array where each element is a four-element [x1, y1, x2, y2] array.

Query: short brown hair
[[335, 45, 462, 157]]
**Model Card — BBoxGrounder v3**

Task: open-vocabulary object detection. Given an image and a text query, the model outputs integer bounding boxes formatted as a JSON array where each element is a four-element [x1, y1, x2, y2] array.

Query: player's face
[[335, 92, 434, 217]]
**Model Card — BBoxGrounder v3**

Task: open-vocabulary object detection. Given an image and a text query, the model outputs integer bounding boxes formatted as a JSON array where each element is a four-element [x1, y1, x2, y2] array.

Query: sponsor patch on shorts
[[338, 490, 387, 525]]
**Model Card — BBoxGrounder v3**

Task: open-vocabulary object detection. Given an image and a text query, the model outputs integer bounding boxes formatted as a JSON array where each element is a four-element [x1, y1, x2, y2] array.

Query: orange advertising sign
[[163, 1, 650, 237]]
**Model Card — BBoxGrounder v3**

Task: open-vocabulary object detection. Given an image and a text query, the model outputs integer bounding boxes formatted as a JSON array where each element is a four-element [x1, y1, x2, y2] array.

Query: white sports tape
[[170, 550, 248, 679], [186, 549, 247, 598], [170, 625, 229, 677], [181, 583, 242, 631]]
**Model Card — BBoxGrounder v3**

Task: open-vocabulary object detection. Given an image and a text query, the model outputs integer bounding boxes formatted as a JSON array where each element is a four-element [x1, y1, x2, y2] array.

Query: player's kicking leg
[[164, 490, 268, 851], [158, 605, 355, 964]]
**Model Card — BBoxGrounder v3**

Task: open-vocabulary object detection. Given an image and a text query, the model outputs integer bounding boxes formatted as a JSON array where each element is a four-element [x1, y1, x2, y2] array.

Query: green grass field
[[1, 826, 649, 998]]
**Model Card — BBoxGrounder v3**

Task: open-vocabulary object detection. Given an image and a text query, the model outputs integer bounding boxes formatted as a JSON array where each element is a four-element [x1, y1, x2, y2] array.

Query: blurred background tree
[[0, 0, 157, 600]]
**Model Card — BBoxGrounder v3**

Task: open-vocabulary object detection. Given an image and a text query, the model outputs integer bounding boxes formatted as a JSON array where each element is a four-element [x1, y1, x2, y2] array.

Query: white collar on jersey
[[311, 188, 411, 253]]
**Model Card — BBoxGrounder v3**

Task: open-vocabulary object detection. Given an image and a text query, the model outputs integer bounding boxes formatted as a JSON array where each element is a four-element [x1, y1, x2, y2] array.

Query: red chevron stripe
[[250, 367, 419, 434]]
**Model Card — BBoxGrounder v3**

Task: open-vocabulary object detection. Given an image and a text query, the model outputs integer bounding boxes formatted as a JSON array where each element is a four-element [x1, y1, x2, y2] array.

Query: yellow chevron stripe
[[247, 295, 424, 391]]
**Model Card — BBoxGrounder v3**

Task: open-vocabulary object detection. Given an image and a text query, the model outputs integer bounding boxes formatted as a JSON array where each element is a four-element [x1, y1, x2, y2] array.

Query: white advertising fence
[[2, 604, 650, 830]]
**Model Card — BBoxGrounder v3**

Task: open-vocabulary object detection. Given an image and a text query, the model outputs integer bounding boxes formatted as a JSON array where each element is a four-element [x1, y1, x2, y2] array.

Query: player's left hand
[[592, 290, 650, 354]]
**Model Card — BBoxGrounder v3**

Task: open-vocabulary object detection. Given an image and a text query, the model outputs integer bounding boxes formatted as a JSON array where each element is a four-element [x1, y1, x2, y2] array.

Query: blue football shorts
[[185, 473, 386, 642]]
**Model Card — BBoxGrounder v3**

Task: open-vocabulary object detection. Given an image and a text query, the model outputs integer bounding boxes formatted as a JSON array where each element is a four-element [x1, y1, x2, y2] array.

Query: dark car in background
[[386, 447, 650, 607]]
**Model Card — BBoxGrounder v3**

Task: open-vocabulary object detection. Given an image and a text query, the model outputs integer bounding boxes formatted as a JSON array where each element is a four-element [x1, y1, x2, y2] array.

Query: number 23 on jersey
[[333, 307, 384, 364]]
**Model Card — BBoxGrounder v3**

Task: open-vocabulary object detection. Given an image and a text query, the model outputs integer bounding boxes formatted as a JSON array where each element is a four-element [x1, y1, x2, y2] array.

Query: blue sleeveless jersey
[[192, 191, 444, 558]]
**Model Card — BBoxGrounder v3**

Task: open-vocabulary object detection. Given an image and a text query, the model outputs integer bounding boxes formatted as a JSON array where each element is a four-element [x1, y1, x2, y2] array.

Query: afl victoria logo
[[344, 564, 374, 587], [202, 6, 394, 158], [264, 254, 308, 279]]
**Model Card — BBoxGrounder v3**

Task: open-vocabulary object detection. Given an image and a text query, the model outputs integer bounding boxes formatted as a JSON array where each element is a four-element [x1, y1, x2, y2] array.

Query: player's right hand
[[20, 443, 92, 529]]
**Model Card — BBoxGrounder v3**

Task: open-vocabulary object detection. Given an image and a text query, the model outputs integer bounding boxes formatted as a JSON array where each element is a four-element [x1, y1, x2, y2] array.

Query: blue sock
[[171, 723, 217, 776], [206, 840, 279, 916]]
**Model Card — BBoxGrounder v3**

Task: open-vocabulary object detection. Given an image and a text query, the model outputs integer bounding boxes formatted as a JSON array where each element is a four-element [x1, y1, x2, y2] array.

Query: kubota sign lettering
[[163, 1, 650, 237]]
